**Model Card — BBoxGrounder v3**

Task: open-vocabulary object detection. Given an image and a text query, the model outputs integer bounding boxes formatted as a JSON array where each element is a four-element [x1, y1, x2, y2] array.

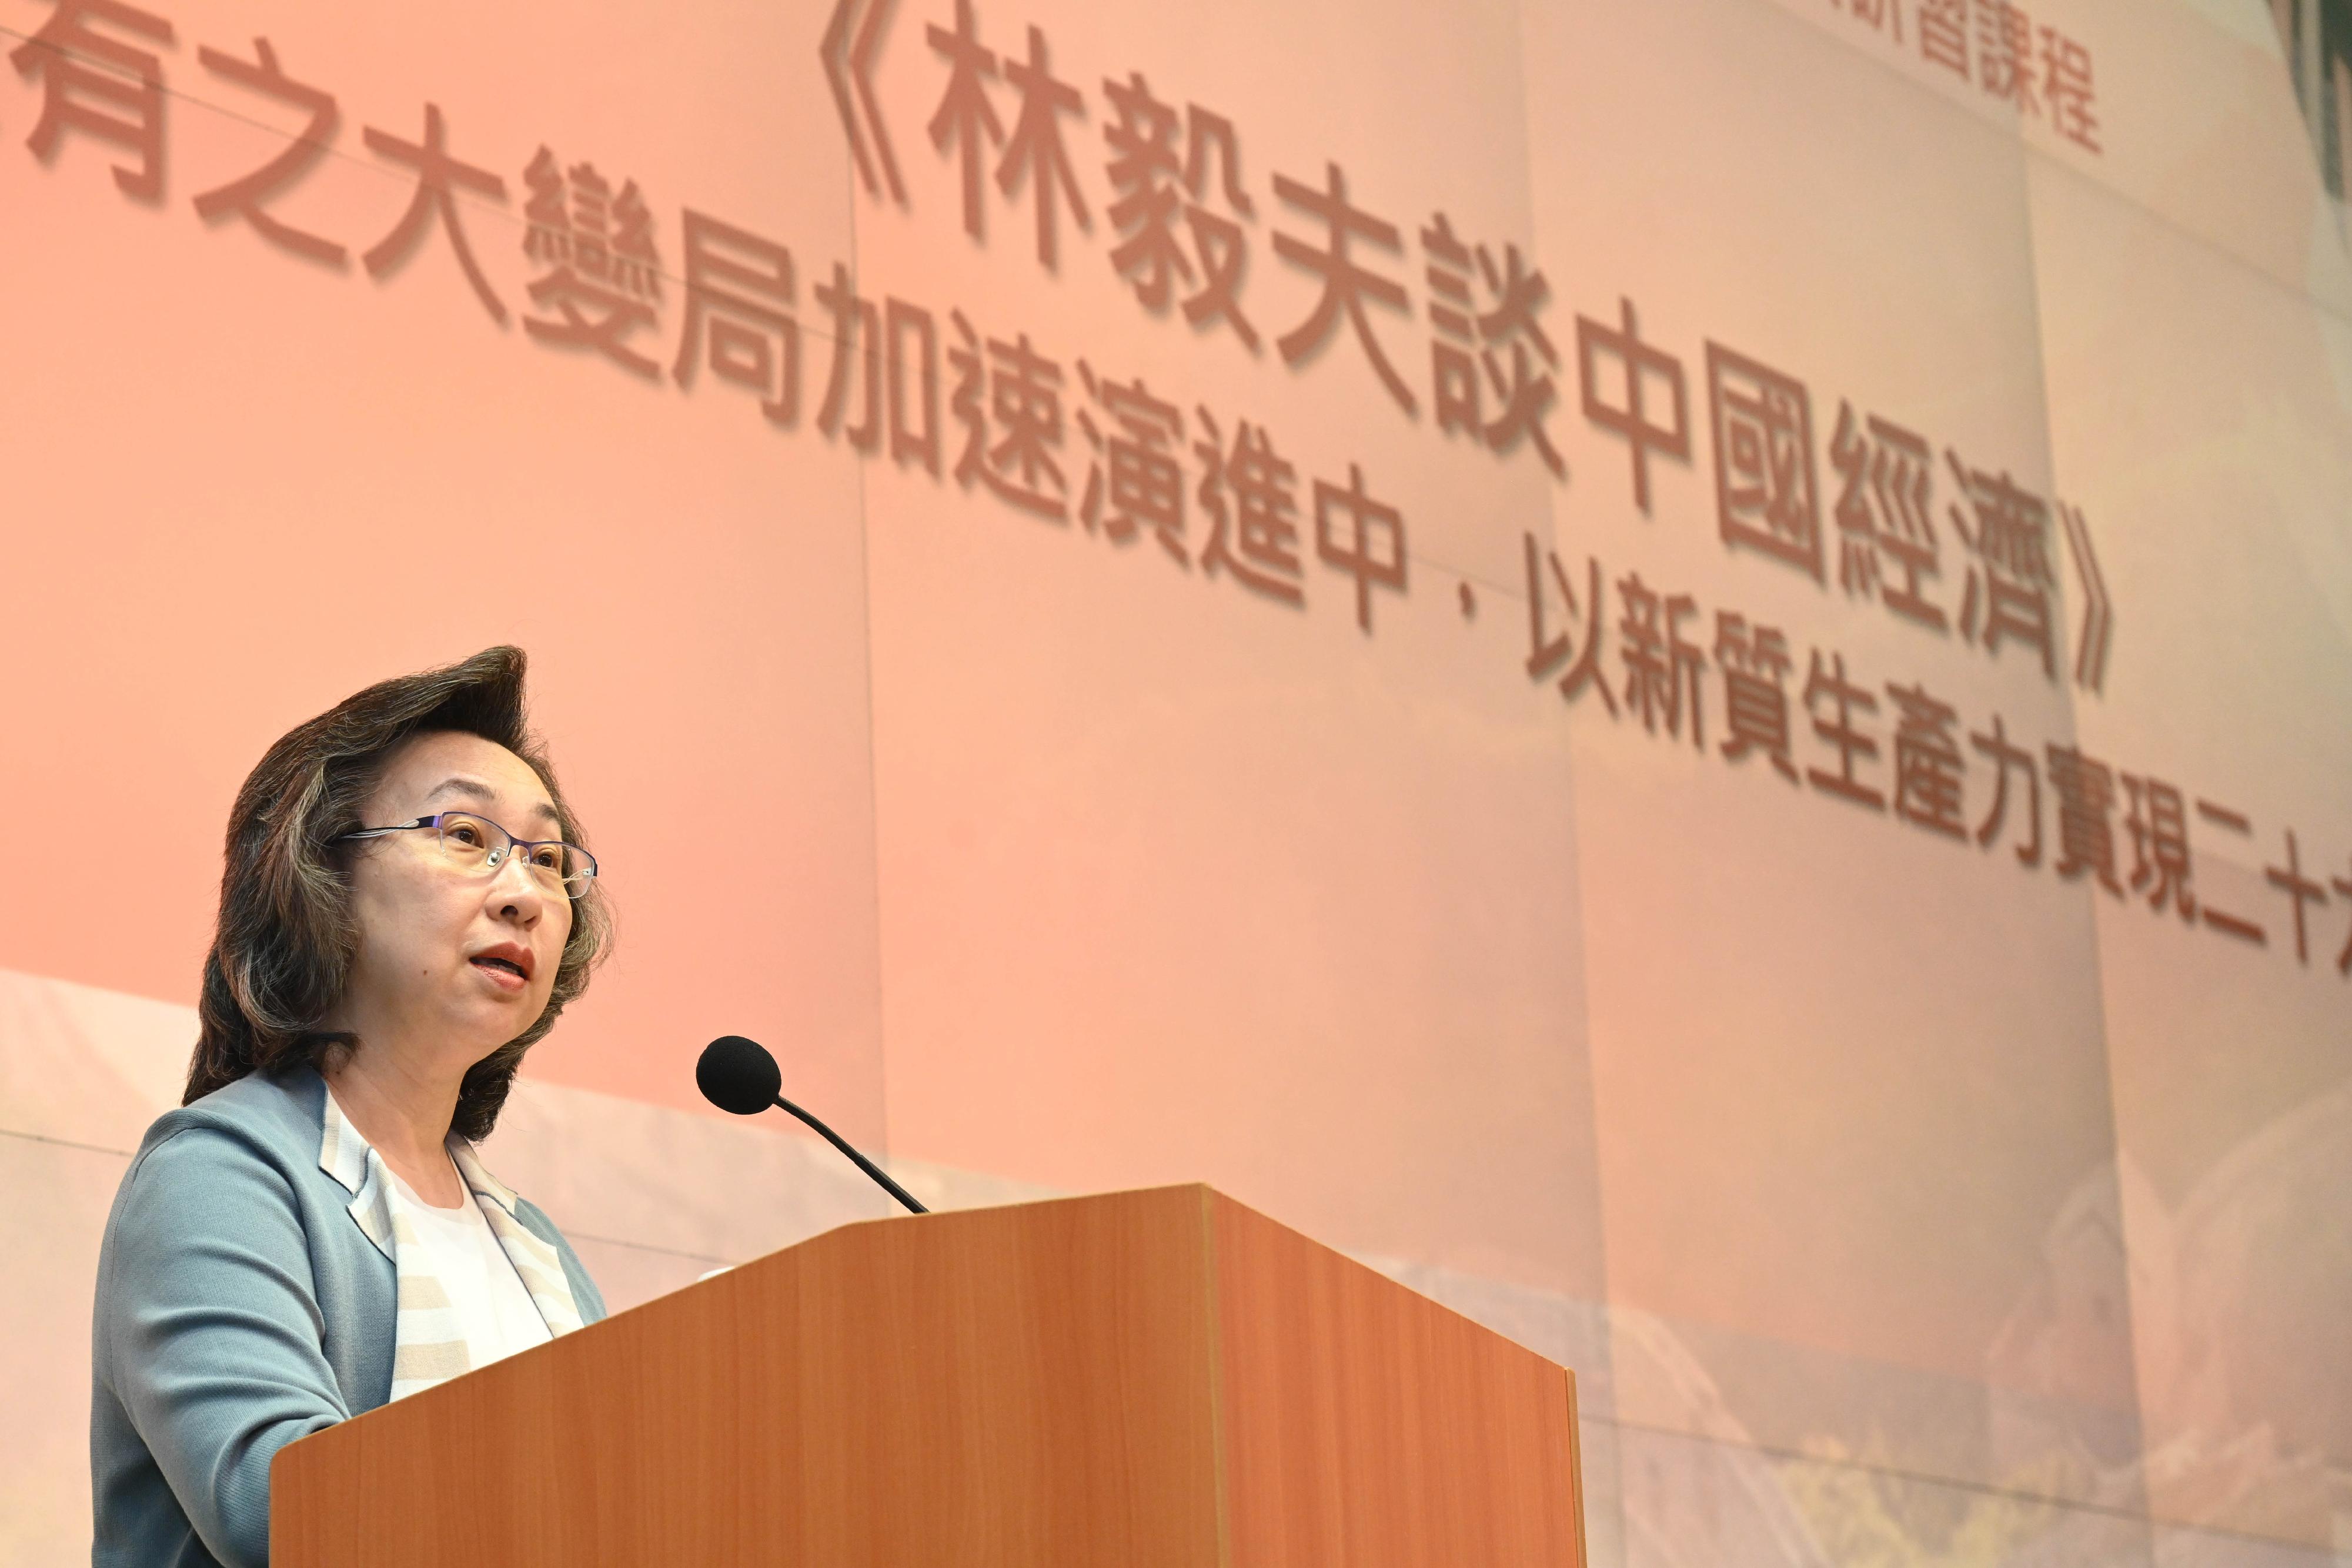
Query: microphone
[[696, 1035, 928, 1215]]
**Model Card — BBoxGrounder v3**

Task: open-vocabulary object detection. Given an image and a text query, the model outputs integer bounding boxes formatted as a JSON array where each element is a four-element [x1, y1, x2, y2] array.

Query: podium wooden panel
[[272, 1184, 1585, 1566]]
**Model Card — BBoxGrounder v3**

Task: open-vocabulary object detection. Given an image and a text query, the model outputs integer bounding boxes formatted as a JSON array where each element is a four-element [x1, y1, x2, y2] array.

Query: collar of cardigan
[[316, 1086, 523, 1261]]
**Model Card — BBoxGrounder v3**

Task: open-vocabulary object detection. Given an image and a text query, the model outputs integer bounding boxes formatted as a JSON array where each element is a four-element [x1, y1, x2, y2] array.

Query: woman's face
[[337, 730, 576, 1068]]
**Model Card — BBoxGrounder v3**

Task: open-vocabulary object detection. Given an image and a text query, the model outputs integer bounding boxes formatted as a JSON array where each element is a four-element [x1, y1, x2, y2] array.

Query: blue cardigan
[[89, 1065, 607, 1567]]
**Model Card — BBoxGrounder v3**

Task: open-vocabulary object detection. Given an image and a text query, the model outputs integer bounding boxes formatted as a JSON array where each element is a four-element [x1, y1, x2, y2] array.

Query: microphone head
[[697, 1035, 783, 1116]]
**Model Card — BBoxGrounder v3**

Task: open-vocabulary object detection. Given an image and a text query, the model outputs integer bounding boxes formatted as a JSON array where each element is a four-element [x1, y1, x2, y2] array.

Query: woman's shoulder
[[128, 1065, 328, 1185], [98, 1069, 344, 1312]]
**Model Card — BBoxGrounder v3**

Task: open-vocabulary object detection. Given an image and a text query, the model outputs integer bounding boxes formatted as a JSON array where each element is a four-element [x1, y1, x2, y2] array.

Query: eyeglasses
[[336, 810, 599, 894]]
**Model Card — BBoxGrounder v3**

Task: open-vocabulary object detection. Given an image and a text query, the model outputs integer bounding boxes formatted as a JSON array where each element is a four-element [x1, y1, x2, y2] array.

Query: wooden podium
[[273, 1184, 1586, 1566]]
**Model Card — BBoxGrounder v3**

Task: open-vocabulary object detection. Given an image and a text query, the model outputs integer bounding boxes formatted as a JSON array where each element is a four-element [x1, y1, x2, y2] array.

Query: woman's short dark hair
[[183, 646, 612, 1140]]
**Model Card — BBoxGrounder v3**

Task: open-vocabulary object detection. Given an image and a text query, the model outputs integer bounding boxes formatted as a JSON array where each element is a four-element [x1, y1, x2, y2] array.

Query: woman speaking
[[90, 648, 613, 1567]]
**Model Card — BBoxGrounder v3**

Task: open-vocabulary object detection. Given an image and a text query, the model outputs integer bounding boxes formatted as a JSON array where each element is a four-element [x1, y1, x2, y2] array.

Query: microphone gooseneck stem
[[774, 1093, 930, 1215]]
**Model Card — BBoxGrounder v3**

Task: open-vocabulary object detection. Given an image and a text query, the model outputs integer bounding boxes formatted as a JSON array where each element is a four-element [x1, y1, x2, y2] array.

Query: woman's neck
[[325, 1045, 470, 1208]]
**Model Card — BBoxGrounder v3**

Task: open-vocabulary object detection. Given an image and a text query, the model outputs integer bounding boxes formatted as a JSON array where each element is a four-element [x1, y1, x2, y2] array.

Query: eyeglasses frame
[[335, 810, 600, 892]]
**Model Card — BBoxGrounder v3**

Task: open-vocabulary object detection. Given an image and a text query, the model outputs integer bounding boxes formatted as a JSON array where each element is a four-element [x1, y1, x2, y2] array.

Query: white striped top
[[383, 1165, 552, 1376], [318, 1086, 587, 1402]]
